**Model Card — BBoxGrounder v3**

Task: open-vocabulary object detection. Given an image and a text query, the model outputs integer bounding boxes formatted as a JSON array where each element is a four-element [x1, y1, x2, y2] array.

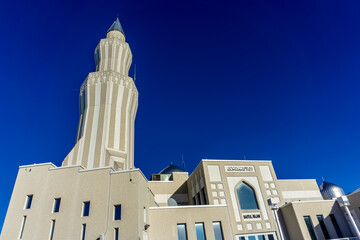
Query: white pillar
[[344, 206, 360, 239], [273, 209, 285, 240]]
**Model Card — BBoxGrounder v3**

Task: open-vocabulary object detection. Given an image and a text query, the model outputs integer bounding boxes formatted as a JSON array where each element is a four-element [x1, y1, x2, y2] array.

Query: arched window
[[237, 182, 259, 210]]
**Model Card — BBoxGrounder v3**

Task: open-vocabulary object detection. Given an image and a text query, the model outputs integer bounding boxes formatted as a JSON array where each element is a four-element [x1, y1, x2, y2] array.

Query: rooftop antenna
[[322, 177, 325, 182], [182, 154, 186, 170], [134, 64, 136, 81], [244, 155, 246, 160]]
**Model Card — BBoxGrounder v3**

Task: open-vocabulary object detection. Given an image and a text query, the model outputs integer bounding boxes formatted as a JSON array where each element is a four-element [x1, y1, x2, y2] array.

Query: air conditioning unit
[[268, 198, 280, 210]]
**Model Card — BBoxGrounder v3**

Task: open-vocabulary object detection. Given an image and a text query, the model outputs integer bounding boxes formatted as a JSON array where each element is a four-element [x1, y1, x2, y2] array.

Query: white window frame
[[236, 232, 278, 240]]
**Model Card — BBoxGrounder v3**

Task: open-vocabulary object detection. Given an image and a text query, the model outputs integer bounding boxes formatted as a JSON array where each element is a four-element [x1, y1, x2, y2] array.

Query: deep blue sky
[[1, 0, 360, 229]]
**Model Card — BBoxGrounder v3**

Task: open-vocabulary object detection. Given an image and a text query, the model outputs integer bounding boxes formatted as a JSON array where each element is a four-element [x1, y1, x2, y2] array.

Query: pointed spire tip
[[107, 16, 125, 35]]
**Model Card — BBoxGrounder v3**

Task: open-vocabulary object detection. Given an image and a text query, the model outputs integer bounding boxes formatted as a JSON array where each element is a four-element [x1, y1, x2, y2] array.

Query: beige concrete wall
[[347, 190, 360, 228], [148, 172, 189, 206], [279, 203, 301, 238], [277, 179, 323, 203], [199, 160, 280, 236], [0, 164, 154, 240], [2, 160, 356, 240], [187, 162, 207, 205], [148, 205, 233, 240], [281, 200, 353, 240]]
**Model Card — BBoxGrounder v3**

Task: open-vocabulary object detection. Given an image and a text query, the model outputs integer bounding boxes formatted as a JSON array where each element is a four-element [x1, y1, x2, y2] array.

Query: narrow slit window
[[19, 216, 26, 239], [53, 198, 61, 213], [192, 197, 196, 205], [81, 224, 86, 240], [49, 220, 55, 240], [201, 188, 207, 205], [25, 195, 33, 209], [304, 216, 317, 240], [330, 214, 343, 238], [177, 223, 187, 240], [114, 205, 121, 220], [212, 222, 224, 240], [197, 192, 201, 205], [195, 222, 206, 240], [114, 228, 119, 240], [317, 215, 330, 239], [83, 201, 90, 217]]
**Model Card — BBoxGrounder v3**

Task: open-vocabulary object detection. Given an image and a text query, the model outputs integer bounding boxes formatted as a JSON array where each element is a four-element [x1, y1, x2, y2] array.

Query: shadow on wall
[[170, 181, 189, 206], [313, 204, 353, 240], [277, 210, 290, 240]]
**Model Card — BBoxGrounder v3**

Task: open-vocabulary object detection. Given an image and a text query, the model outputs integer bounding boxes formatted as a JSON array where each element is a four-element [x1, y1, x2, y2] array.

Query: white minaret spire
[[63, 18, 138, 170]]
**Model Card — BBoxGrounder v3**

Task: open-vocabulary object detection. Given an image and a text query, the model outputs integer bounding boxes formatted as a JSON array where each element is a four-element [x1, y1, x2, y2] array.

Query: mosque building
[[1, 18, 360, 240]]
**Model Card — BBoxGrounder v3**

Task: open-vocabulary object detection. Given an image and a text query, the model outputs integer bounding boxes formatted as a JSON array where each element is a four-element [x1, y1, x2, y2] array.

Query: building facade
[[1, 18, 360, 240]]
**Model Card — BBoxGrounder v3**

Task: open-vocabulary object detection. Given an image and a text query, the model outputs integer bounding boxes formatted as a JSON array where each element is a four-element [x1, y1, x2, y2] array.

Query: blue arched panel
[[237, 182, 259, 210]]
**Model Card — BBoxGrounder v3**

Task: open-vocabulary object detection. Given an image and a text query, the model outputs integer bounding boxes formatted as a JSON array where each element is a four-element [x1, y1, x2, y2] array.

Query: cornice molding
[[80, 71, 138, 94]]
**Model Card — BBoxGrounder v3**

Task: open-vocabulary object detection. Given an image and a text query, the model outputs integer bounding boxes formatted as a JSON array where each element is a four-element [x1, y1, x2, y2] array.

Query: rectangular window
[[192, 197, 196, 205], [81, 224, 86, 240], [197, 192, 201, 205], [53, 198, 61, 213], [239, 237, 245, 240], [49, 220, 55, 240], [267, 234, 275, 240], [25, 195, 33, 209], [82, 201, 90, 217], [258, 235, 265, 240], [212, 222, 224, 240], [114, 228, 119, 240], [330, 214, 343, 238], [177, 223, 187, 240], [248, 236, 256, 240], [201, 188, 207, 205], [114, 205, 121, 220], [195, 222, 206, 240], [317, 215, 330, 239], [19, 216, 26, 239], [304, 216, 317, 240]]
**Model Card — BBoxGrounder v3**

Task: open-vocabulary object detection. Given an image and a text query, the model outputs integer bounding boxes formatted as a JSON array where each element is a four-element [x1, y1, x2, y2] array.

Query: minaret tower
[[62, 18, 138, 170]]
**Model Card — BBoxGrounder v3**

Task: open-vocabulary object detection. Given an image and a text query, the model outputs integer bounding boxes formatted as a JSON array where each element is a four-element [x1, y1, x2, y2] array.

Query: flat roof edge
[[111, 168, 148, 182], [202, 159, 272, 162], [280, 199, 334, 208], [278, 179, 317, 181], [79, 166, 114, 172], [49, 165, 84, 170], [19, 162, 56, 168], [149, 204, 227, 210]]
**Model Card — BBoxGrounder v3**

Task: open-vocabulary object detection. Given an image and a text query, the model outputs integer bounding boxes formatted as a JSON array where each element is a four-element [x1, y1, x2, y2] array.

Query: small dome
[[159, 164, 186, 175], [320, 181, 345, 200]]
